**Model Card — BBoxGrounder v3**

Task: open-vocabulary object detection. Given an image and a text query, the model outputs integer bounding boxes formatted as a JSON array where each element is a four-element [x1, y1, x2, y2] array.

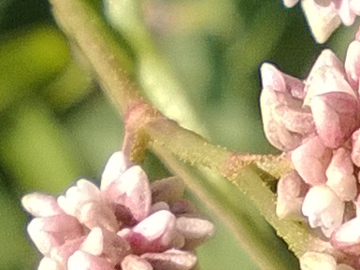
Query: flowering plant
[[22, 150, 214, 269], [6, 0, 360, 269]]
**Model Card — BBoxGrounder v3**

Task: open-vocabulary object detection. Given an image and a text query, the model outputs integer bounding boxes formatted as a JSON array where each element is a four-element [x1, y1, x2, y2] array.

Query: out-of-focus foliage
[[0, 0, 358, 269]]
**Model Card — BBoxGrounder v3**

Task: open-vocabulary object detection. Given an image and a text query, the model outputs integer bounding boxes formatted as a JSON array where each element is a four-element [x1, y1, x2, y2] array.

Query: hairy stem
[[49, 0, 140, 115]]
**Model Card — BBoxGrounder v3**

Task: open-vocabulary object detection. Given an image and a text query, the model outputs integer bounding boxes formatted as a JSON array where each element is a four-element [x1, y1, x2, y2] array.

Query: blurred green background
[[0, 0, 358, 269]]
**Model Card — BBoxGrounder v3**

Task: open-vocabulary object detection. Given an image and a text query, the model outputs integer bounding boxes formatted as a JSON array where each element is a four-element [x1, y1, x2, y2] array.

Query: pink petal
[[305, 49, 346, 96], [260, 63, 287, 93], [350, 0, 360, 14], [50, 237, 85, 265], [304, 49, 360, 147], [38, 257, 64, 270], [176, 217, 215, 249], [260, 64, 315, 151], [336, 0, 356, 26], [291, 136, 332, 186], [345, 40, 360, 91], [77, 202, 118, 232], [151, 176, 185, 206], [22, 193, 64, 217], [260, 86, 315, 151], [27, 216, 84, 255], [326, 147, 357, 201], [276, 171, 307, 219], [283, 0, 300, 8], [103, 165, 151, 223], [331, 218, 360, 255], [352, 128, 360, 166], [302, 185, 344, 237], [67, 250, 114, 270], [81, 227, 130, 265], [57, 179, 101, 217], [141, 249, 197, 270], [301, 0, 341, 43], [310, 93, 359, 148], [121, 254, 153, 270], [125, 210, 177, 254], [100, 151, 128, 190]]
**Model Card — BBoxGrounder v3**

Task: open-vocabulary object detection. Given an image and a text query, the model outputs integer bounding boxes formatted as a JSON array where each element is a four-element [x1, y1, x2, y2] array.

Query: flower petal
[[101, 151, 128, 190], [125, 210, 177, 254], [67, 250, 114, 270], [291, 136, 332, 186], [302, 185, 344, 237], [141, 249, 197, 270], [151, 176, 185, 206], [22, 193, 64, 217], [57, 179, 101, 217], [283, 0, 300, 8], [81, 227, 130, 265], [27, 216, 84, 255], [176, 217, 215, 249], [326, 147, 357, 201], [276, 170, 307, 219], [331, 217, 360, 256], [345, 40, 360, 91], [301, 0, 341, 44], [121, 254, 153, 270], [38, 257, 64, 270], [103, 165, 151, 223]]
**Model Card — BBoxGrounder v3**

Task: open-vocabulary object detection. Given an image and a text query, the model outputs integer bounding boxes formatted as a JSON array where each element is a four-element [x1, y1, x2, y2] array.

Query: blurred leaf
[[0, 186, 37, 269], [62, 94, 124, 176], [0, 99, 85, 194], [0, 25, 70, 113]]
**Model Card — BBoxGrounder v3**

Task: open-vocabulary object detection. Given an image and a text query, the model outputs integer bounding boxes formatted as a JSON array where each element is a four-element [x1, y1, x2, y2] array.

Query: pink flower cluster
[[283, 0, 360, 43], [22, 151, 215, 270], [260, 29, 360, 268]]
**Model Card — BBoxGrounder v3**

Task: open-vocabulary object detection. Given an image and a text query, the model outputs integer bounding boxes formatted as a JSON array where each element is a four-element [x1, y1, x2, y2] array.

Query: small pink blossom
[[291, 136, 332, 186], [302, 185, 344, 237], [282, 0, 360, 43], [276, 170, 307, 219], [22, 151, 214, 270], [260, 29, 360, 266]]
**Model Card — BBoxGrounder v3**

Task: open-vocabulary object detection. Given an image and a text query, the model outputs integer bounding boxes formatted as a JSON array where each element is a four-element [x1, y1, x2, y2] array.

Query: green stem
[[49, 0, 140, 116]]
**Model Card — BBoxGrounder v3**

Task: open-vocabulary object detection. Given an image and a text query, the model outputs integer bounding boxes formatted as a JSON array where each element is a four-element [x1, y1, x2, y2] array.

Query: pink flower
[[260, 29, 360, 264], [302, 185, 344, 237], [282, 0, 360, 43], [22, 151, 215, 270]]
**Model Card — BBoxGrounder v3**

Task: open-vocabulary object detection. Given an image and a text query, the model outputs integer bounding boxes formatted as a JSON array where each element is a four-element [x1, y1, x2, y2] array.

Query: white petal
[[104, 165, 151, 222], [283, 0, 300, 8], [22, 193, 63, 217], [67, 251, 114, 270], [27, 218, 53, 255], [142, 249, 197, 270], [81, 227, 104, 256], [132, 210, 176, 243], [38, 257, 64, 270], [101, 151, 127, 190], [176, 217, 215, 240], [121, 255, 153, 270], [301, 0, 341, 43], [260, 63, 286, 92]]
